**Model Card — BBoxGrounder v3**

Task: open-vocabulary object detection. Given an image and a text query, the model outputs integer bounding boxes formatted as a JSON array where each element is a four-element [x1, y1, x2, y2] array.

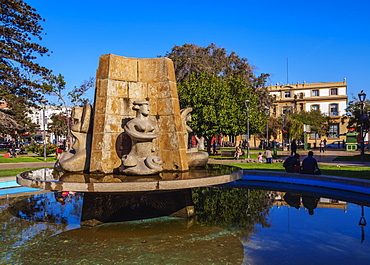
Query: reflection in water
[[1, 187, 370, 264], [283, 192, 320, 215], [22, 164, 239, 183], [359, 205, 367, 243]]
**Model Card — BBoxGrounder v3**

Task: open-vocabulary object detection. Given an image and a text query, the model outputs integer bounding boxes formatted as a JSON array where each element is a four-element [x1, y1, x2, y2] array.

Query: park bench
[[220, 150, 244, 158]]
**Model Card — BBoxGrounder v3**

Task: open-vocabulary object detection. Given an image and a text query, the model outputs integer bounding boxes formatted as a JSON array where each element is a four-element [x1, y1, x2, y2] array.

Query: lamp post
[[40, 99, 47, 162], [358, 91, 366, 160], [281, 113, 285, 150], [265, 106, 270, 149], [245, 100, 250, 158]]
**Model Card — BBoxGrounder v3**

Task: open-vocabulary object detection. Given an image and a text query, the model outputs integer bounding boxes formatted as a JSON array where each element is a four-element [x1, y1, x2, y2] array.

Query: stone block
[[89, 151, 102, 172], [94, 96, 107, 115], [158, 132, 180, 150], [92, 115, 106, 133], [106, 80, 128, 98], [102, 133, 120, 150], [157, 98, 181, 116], [96, 54, 137, 81], [148, 81, 179, 99], [157, 115, 183, 133], [101, 150, 121, 172], [105, 97, 124, 116], [160, 149, 188, 171], [128, 82, 148, 99], [138, 57, 176, 82], [91, 133, 104, 151]]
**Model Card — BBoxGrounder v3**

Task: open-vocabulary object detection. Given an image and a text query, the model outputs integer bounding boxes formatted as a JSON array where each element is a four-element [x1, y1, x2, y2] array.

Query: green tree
[[47, 113, 70, 141], [285, 110, 331, 140], [166, 43, 273, 149], [178, 72, 266, 152], [165, 43, 273, 107], [0, 0, 51, 126], [341, 97, 370, 132]]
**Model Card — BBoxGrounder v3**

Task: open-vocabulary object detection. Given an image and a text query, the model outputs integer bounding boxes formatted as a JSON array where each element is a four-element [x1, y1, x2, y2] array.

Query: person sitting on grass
[[234, 145, 243, 159], [4, 151, 11, 158], [301, 151, 321, 175], [283, 153, 301, 173], [258, 152, 263, 163]]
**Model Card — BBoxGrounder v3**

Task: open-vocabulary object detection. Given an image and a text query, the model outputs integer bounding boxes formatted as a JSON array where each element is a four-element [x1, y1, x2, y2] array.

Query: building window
[[312, 90, 319, 96], [330, 88, 338, 95], [330, 104, 339, 116], [311, 105, 320, 111], [284, 91, 291, 98], [328, 123, 339, 138], [282, 106, 293, 114], [310, 132, 321, 139]]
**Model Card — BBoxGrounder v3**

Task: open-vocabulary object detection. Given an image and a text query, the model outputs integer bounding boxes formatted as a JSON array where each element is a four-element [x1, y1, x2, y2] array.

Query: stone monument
[[59, 54, 208, 175]]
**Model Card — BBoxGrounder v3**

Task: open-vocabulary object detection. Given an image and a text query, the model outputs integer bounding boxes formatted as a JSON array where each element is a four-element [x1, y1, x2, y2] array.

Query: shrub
[[25, 142, 58, 156]]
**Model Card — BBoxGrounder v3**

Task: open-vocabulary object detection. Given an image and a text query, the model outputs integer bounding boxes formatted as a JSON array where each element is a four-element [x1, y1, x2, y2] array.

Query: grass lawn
[[334, 154, 370, 162], [0, 156, 56, 163], [222, 162, 370, 180], [0, 167, 45, 178]]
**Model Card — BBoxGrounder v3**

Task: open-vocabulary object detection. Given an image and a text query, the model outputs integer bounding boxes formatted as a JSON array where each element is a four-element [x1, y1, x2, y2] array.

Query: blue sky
[[28, 0, 370, 103]]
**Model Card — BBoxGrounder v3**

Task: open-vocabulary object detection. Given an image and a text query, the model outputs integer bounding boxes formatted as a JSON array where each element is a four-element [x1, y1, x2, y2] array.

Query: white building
[[267, 80, 348, 144], [27, 105, 71, 144]]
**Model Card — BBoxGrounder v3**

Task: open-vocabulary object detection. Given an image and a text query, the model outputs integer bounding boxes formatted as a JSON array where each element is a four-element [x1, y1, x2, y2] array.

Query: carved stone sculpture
[[180, 108, 209, 168], [59, 104, 92, 172], [121, 101, 163, 175], [180, 107, 193, 149]]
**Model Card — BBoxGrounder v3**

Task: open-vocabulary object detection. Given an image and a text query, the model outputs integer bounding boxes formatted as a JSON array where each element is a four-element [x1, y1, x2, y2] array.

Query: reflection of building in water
[[271, 191, 348, 212]]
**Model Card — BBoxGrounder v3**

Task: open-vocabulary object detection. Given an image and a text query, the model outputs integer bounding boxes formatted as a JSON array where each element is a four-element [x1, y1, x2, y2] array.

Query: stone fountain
[[17, 54, 242, 225]]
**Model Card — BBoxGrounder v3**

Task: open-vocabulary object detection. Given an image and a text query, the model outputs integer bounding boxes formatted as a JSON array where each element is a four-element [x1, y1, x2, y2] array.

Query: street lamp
[[358, 90, 366, 160], [40, 99, 47, 162], [265, 106, 270, 149], [281, 113, 285, 149], [245, 100, 250, 158]]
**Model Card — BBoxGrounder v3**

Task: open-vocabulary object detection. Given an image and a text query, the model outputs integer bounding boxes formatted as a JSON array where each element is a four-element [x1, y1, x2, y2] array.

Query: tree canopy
[[1, 0, 51, 129], [284, 110, 331, 140], [165, 43, 273, 146], [342, 97, 370, 132], [178, 72, 267, 148]]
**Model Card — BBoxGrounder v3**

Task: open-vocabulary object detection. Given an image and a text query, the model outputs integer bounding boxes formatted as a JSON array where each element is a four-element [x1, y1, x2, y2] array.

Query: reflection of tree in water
[[8, 193, 83, 224], [0, 194, 80, 261], [192, 187, 273, 239]]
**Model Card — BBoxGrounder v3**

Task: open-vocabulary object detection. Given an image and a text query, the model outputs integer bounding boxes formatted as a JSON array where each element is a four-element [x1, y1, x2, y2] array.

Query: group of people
[[283, 151, 321, 175], [234, 144, 273, 163]]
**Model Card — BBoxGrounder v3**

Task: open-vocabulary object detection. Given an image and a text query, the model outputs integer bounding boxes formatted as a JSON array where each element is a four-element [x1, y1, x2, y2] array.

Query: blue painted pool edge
[[238, 170, 370, 195]]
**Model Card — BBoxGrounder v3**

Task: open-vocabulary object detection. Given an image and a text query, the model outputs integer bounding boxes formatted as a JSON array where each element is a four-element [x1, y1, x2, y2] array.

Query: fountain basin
[[16, 164, 242, 193]]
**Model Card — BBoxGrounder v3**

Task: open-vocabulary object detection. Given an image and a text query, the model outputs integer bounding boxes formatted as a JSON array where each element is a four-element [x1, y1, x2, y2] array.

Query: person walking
[[301, 151, 320, 174], [319, 140, 325, 153], [265, 147, 273, 163], [290, 139, 297, 156]]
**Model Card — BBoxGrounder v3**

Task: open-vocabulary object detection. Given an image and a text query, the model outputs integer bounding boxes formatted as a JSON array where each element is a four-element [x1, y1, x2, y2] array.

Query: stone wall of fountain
[[59, 54, 208, 175]]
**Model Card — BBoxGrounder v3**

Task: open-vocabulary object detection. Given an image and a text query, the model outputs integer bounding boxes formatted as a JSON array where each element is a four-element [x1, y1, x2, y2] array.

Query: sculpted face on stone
[[121, 101, 163, 175], [59, 104, 92, 172]]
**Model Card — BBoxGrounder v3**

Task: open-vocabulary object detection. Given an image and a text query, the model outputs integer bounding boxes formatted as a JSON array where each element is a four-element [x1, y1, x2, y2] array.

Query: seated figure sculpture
[[59, 104, 92, 172], [121, 101, 163, 175], [181, 107, 209, 168]]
